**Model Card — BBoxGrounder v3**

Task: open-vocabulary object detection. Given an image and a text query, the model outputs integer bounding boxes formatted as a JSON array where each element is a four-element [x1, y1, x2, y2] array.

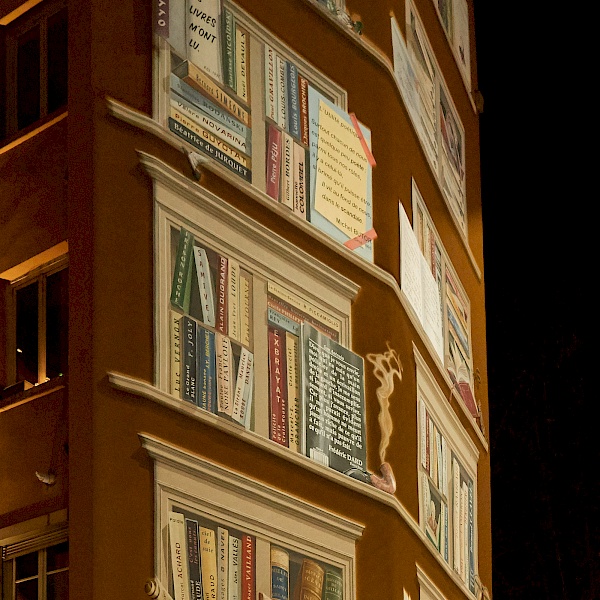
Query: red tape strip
[[344, 228, 378, 250], [349, 112, 376, 167]]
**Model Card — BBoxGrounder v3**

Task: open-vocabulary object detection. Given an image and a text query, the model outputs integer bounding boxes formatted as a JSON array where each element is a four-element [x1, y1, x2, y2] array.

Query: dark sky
[[474, 4, 595, 599]]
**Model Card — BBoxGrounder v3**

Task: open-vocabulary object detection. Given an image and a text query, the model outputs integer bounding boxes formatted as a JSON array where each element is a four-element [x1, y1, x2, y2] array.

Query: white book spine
[[169, 512, 191, 600]]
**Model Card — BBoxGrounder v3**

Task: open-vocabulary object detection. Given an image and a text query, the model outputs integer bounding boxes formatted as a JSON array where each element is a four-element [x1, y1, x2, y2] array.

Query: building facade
[[0, 0, 491, 598]]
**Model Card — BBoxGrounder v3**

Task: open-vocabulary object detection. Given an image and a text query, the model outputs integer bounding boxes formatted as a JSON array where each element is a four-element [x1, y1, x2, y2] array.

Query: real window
[[1, 522, 68, 600], [1, 0, 67, 144], [1, 249, 68, 391]]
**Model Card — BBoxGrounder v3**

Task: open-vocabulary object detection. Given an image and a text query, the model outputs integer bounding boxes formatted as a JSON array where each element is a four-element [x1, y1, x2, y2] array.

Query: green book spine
[[171, 227, 194, 312], [222, 7, 236, 92]]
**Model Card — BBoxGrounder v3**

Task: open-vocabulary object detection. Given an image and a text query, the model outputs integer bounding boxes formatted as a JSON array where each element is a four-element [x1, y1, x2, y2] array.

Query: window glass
[[16, 551, 38, 580], [47, 541, 69, 572], [47, 7, 68, 113], [46, 268, 69, 379], [46, 570, 68, 600], [17, 25, 41, 130], [16, 281, 39, 384], [15, 580, 38, 600]]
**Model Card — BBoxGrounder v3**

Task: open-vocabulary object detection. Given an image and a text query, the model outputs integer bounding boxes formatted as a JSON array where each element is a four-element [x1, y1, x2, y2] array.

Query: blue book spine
[[286, 62, 301, 140], [170, 74, 250, 139], [468, 480, 475, 592], [185, 518, 203, 600], [182, 315, 197, 404], [271, 565, 288, 600], [197, 324, 217, 413]]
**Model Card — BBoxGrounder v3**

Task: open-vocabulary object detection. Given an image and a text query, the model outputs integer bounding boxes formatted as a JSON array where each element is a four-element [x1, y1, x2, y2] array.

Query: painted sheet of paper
[[186, 0, 223, 83], [308, 87, 373, 261], [391, 16, 419, 125]]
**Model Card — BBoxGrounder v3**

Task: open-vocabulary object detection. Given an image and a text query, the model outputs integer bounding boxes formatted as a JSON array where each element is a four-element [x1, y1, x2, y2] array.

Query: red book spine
[[268, 326, 288, 446], [242, 534, 255, 600], [298, 74, 309, 147], [217, 255, 229, 335], [266, 123, 282, 200]]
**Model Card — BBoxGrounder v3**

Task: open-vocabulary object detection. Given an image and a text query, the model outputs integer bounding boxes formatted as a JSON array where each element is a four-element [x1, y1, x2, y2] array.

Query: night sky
[[474, 5, 595, 599]]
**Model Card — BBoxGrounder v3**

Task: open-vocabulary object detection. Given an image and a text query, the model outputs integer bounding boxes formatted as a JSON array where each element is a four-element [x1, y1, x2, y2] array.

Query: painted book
[[186, 0, 223, 83], [171, 312, 183, 398], [235, 25, 249, 103], [241, 534, 255, 600], [292, 559, 323, 600], [239, 268, 253, 348], [268, 326, 288, 447], [276, 54, 287, 131], [323, 569, 343, 600], [270, 546, 289, 600], [300, 322, 366, 475], [182, 315, 198, 404], [169, 512, 191, 600], [197, 323, 217, 413], [200, 527, 219, 600], [280, 132, 294, 209], [218, 526, 229, 600], [227, 258, 240, 342], [194, 245, 217, 328], [231, 347, 254, 426], [292, 142, 308, 220], [216, 254, 229, 335], [286, 331, 301, 453], [172, 60, 250, 125], [171, 227, 194, 312], [222, 7, 236, 92], [286, 61, 301, 140], [228, 535, 241, 600], [266, 123, 282, 200], [264, 44, 277, 122], [186, 518, 203, 600], [298, 75, 309, 147], [216, 332, 233, 416]]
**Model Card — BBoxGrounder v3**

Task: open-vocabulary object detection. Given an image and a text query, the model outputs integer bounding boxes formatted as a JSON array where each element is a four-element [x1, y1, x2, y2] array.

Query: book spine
[[235, 25, 249, 104], [298, 75, 309, 147], [217, 255, 229, 335], [197, 324, 217, 413], [241, 534, 255, 600], [171, 96, 250, 156], [170, 106, 251, 167], [186, 518, 203, 600], [170, 74, 249, 138], [239, 268, 252, 348], [420, 401, 427, 470], [268, 326, 288, 446], [182, 315, 197, 404], [169, 512, 191, 600], [286, 61, 301, 140], [222, 7, 236, 92], [452, 458, 460, 574], [216, 333, 233, 416], [231, 346, 250, 423], [171, 227, 194, 311], [276, 55, 287, 130], [270, 546, 289, 600], [264, 45, 277, 122], [194, 246, 217, 328], [267, 307, 301, 337], [169, 118, 252, 182], [266, 296, 338, 342], [292, 142, 307, 220], [460, 481, 467, 581], [175, 60, 249, 125], [200, 527, 219, 600], [266, 123, 282, 200], [280, 132, 294, 209], [171, 312, 183, 398], [228, 536, 241, 600], [468, 480, 475, 591], [218, 526, 229, 600], [227, 258, 240, 342], [286, 331, 301, 453], [441, 435, 448, 497], [294, 559, 324, 600], [240, 354, 254, 429], [323, 569, 343, 600]]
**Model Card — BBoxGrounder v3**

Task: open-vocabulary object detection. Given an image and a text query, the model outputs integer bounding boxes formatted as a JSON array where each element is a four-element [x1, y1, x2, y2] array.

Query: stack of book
[[169, 5, 252, 182], [452, 459, 475, 591], [263, 44, 310, 220], [170, 226, 254, 428], [169, 510, 255, 600]]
